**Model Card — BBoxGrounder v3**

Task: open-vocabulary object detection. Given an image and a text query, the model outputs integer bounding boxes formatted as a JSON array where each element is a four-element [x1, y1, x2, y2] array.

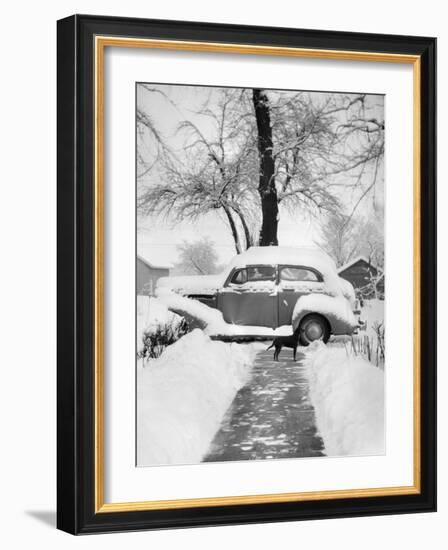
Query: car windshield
[[247, 266, 276, 282], [280, 266, 319, 282], [229, 266, 276, 285], [230, 269, 247, 285]]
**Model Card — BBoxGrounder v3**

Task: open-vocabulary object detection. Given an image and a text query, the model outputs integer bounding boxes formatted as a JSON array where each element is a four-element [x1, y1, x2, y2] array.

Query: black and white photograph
[[0, 0, 440, 542], [136, 83, 386, 467]]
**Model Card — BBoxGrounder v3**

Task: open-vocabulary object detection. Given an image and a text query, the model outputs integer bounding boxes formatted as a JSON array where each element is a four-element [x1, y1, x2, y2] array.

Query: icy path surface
[[203, 349, 325, 462]]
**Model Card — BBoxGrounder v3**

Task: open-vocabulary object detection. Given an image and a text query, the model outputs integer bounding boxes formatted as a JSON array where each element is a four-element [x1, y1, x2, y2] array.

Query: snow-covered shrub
[[137, 296, 186, 359], [139, 318, 189, 360], [352, 299, 385, 367], [371, 320, 385, 365]]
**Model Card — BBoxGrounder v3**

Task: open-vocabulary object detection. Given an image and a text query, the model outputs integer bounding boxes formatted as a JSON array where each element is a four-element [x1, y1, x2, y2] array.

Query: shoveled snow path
[[203, 349, 325, 462]]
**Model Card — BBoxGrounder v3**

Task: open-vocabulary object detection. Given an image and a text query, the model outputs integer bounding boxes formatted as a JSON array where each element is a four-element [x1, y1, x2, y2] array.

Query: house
[[337, 256, 384, 299], [137, 255, 171, 296]]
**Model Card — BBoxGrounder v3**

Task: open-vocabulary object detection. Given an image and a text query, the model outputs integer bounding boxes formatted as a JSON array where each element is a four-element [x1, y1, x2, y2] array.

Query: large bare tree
[[250, 89, 384, 245], [252, 89, 279, 246], [138, 86, 384, 252], [138, 89, 257, 254]]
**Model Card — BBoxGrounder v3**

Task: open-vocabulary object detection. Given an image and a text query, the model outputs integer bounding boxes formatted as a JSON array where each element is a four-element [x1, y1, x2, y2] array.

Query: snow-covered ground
[[136, 294, 385, 464], [137, 329, 256, 466], [304, 341, 385, 457]]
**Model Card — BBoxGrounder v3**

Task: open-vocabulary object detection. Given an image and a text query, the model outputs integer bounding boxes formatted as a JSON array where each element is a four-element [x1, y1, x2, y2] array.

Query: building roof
[[337, 255, 378, 274], [137, 254, 172, 270]]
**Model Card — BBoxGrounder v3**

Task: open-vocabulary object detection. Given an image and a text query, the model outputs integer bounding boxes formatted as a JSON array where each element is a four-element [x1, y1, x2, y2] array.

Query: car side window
[[247, 266, 276, 282], [280, 266, 320, 282], [230, 268, 247, 285]]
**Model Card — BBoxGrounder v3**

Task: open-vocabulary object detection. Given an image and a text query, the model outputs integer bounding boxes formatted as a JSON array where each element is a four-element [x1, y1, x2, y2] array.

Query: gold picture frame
[[57, 14, 436, 534]]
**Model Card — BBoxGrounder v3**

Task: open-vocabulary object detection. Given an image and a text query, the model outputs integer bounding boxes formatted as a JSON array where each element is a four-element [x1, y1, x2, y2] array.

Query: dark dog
[[266, 331, 300, 361]]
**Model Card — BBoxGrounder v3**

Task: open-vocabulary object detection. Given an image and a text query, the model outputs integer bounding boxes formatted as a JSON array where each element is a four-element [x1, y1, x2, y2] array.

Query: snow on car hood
[[156, 273, 226, 295]]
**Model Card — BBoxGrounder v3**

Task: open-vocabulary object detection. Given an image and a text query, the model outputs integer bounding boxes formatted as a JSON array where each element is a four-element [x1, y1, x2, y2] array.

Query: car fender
[[291, 293, 358, 336]]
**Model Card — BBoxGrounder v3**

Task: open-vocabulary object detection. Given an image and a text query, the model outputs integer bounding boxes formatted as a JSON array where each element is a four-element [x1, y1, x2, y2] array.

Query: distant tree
[[174, 238, 219, 275], [317, 212, 361, 267], [357, 217, 384, 269], [318, 211, 384, 269]]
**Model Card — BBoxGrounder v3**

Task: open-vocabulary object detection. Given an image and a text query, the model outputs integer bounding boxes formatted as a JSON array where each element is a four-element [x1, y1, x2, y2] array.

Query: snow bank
[[304, 342, 385, 456], [137, 329, 256, 465], [292, 293, 358, 333]]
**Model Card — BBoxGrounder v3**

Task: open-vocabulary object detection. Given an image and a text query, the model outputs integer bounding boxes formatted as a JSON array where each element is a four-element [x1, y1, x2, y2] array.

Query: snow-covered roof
[[337, 255, 377, 274], [228, 246, 337, 272], [137, 254, 172, 270]]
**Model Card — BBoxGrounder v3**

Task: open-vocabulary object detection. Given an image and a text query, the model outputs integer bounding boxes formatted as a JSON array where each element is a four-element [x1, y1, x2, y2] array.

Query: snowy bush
[[139, 318, 189, 360], [354, 299, 385, 367], [137, 296, 185, 359]]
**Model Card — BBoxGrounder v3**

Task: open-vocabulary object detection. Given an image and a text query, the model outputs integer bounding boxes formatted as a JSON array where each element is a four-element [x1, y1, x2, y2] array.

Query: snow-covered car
[[157, 246, 359, 345]]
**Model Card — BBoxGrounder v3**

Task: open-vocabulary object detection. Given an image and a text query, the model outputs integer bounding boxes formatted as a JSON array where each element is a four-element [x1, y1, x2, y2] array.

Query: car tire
[[298, 314, 330, 346]]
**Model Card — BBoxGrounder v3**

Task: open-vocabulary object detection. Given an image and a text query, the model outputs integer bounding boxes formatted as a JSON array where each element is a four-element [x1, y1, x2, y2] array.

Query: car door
[[217, 265, 277, 328], [277, 265, 325, 326]]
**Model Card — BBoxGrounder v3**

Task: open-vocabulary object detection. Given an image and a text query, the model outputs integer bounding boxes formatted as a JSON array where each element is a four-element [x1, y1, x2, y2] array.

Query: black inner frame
[[57, 14, 436, 535]]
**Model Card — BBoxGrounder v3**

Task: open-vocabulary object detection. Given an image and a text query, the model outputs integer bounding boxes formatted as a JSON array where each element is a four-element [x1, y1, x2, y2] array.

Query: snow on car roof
[[228, 246, 337, 272], [156, 246, 344, 298], [228, 246, 342, 296]]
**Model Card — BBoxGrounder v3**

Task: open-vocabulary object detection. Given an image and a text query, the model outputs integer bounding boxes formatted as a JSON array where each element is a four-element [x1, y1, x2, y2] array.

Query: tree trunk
[[231, 205, 253, 250], [222, 205, 242, 254], [252, 89, 279, 246]]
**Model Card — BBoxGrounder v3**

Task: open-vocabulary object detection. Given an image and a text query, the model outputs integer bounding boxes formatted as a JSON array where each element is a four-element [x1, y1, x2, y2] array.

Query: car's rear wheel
[[298, 314, 330, 346]]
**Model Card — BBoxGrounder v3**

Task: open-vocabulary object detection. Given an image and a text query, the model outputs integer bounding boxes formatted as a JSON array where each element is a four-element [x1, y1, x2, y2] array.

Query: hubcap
[[304, 321, 323, 341]]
